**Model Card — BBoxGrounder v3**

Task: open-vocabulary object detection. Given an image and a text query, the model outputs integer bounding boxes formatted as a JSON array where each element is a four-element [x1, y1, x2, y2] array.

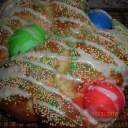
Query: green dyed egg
[[9, 24, 46, 56]]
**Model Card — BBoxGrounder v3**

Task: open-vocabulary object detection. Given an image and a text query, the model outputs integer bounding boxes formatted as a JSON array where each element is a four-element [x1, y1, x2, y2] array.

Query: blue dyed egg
[[88, 9, 112, 29]]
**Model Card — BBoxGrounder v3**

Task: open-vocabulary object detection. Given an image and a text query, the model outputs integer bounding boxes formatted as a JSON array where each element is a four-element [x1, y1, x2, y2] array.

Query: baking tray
[[0, 8, 128, 128]]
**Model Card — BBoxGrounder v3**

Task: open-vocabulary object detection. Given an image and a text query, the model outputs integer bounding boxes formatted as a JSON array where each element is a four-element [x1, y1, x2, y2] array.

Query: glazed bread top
[[0, 0, 128, 128]]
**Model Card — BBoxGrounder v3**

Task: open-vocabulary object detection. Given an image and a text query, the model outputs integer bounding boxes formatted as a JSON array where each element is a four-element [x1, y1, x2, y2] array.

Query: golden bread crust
[[0, 0, 128, 128]]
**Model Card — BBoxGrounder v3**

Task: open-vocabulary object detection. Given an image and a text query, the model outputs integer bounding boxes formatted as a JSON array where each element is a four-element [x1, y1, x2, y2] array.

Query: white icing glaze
[[54, 17, 91, 29], [52, 0, 93, 32], [60, 36, 81, 43], [114, 25, 128, 33], [53, 39, 128, 81], [0, 23, 13, 34], [122, 72, 128, 87], [11, 7, 49, 22], [0, 45, 8, 51], [51, 1, 95, 32], [34, 100, 65, 115], [96, 29, 128, 51], [11, 53, 82, 82], [84, 40, 127, 69], [94, 33, 115, 44], [105, 78, 116, 85], [11, 16, 29, 25], [57, 73, 82, 82], [11, 51, 70, 61], [34, 100, 83, 126], [51, 40, 70, 50], [39, 0, 52, 5], [1, 0, 19, 19], [70, 28, 81, 34], [52, 1, 89, 20], [76, 47, 128, 85], [72, 102, 98, 125], [0, 65, 97, 125], [55, 36, 128, 87], [0, 87, 30, 102], [113, 34, 128, 49], [1, 0, 50, 23]]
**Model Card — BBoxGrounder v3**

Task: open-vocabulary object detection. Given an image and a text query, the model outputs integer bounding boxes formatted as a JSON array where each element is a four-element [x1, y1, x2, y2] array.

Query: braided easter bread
[[0, 0, 128, 128]]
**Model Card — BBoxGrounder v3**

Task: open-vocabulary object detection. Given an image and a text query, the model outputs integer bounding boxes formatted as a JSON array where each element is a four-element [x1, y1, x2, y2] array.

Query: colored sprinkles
[[0, 0, 128, 128]]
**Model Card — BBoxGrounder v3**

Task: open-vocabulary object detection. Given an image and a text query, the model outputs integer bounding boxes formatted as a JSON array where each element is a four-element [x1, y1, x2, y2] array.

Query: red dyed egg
[[84, 81, 125, 122]]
